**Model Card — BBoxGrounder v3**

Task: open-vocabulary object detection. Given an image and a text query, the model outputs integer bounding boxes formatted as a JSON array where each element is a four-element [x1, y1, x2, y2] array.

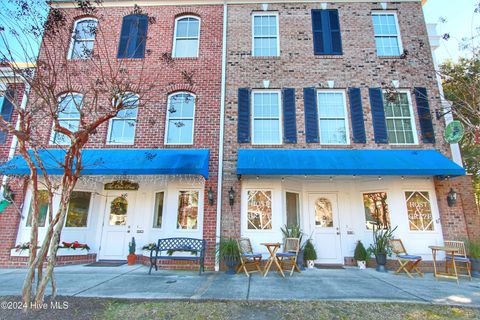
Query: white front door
[[309, 193, 343, 264], [99, 192, 136, 260]]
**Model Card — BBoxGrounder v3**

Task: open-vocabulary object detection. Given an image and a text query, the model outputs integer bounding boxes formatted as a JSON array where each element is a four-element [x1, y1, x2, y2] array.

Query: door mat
[[85, 261, 127, 267], [315, 264, 344, 269]]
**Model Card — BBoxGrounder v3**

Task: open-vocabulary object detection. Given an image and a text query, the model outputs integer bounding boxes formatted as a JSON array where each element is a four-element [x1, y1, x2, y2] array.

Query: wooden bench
[[148, 237, 206, 275]]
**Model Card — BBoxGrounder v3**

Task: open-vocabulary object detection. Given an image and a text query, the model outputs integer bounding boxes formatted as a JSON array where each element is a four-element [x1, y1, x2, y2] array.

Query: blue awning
[[237, 149, 465, 177], [0, 149, 210, 179]]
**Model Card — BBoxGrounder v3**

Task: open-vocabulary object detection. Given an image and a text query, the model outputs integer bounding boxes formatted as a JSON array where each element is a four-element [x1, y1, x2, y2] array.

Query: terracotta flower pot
[[127, 253, 136, 265]]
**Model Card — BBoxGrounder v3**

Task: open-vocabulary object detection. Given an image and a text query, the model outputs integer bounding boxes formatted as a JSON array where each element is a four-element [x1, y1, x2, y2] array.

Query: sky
[[423, 0, 480, 62]]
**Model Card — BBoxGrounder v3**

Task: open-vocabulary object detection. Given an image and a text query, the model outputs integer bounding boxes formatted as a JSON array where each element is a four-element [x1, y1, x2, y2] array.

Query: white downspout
[[215, 1, 228, 271]]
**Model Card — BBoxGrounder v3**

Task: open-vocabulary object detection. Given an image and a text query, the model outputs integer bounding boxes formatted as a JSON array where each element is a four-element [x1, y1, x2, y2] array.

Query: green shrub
[[354, 241, 368, 261], [467, 239, 480, 259], [216, 238, 240, 260], [303, 240, 317, 261]]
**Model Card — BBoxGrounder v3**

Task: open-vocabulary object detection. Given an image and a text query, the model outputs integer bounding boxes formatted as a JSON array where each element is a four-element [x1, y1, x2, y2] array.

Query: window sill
[[378, 56, 403, 60], [314, 55, 344, 59], [251, 56, 281, 60], [172, 57, 199, 60], [106, 142, 135, 146]]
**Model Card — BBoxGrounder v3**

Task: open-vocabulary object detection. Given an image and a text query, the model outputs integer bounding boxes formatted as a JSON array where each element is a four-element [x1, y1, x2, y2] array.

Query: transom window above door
[[252, 91, 282, 145], [317, 91, 349, 145], [252, 13, 279, 57], [383, 91, 417, 144], [107, 93, 138, 145], [173, 16, 200, 58], [165, 92, 196, 145]]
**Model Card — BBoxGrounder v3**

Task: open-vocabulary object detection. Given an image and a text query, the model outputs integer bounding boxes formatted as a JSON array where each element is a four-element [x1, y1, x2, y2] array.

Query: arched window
[[107, 93, 138, 144], [173, 16, 200, 58], [165, 92, 195, 145], [68, 18, 98, 60], [117, 14, 148, 58], [51, 93, 83, 145]]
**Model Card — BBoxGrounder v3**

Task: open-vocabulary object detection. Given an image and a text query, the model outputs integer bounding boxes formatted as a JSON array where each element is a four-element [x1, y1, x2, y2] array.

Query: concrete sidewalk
[[0, 265, 479, 307]]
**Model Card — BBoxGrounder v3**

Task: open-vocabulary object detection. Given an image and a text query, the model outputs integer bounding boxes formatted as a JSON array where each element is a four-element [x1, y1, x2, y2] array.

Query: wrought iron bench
[[148, 237, 206, 275]]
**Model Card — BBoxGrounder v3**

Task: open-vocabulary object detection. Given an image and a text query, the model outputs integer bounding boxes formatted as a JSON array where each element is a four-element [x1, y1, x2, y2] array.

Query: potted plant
[[281, 224, 305, 270], [467, 239, 480, 278], [217, 237, 240, 274], [127, 237, 136, 265], [303, 239, 317, 269], [354, 241, 368, 269], [367, 225, 397, 272]]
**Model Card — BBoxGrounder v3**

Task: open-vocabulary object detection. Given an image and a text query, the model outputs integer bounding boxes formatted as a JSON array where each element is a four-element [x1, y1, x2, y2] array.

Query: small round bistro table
[[429, 245, 460, 284], [261, 242, 285, 278]]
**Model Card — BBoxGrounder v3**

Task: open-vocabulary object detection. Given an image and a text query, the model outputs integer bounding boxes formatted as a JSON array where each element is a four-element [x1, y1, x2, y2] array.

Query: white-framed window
[[252, 90, 282, 145], [107, 93, 138, 145], [165, 92, 195, 145], [173, 16, 200, 58], [26, 190, 49, 228], [317, 90, 349, 145], [404, 191, 434, 232], [177, 190, 199, 230], [252, 12, 279, 57], [372, 12, 402, 57], [152, 191, 165, 229], [247, 190, 273, 230], [68, 18, 98, 60], [51, 93, 83, 145], [383, 91, 418, 144], [65, 191, 92, 228]]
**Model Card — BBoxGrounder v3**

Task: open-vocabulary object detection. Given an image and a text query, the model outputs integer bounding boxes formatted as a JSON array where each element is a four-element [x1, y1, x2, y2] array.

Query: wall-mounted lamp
[[3, 185, 14, 202], [447, 188, 457, 207], [228, 187, 235, 207], [207, 187, 214, 206]]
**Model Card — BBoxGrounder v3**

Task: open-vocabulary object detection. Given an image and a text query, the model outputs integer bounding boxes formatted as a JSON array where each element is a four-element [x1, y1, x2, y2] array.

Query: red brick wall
[[434, 175, 480, 241], [0, 4, 224, 268]]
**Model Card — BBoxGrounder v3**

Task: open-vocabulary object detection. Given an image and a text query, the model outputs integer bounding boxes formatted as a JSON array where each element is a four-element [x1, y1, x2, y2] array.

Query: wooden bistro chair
[[444, 240, 472, 280], [236, 237, 263, 277], [390, 239, 423, 279], [276, 238, 302, 276]]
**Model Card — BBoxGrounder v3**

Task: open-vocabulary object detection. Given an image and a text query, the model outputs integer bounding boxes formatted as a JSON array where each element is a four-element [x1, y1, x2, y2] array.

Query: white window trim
[[49, 92, 83, 146], [172, 15, 201, 58], [106, 93, 139, 145], [151, 190, 166, 229], [317, 89, 350, 145], [382, 89, 419, 145], [64, 190, 94, 229], [371, 11, 403, 57], [402, 190, 439, 234], [251, 89, 283, 145], [23, 189, 50, 228], [175, 189, 202, 231], [164, 92, 196, 145], [284, 190, 301, 228], [67, 18, 98, 60], [360, 189, 391, 232], [244, 188, 275, 232], [251, 11, 280, 57]]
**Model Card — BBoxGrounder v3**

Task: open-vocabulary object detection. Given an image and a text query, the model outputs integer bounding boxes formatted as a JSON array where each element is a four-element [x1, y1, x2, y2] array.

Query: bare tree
[[0, 0, 174, 309]]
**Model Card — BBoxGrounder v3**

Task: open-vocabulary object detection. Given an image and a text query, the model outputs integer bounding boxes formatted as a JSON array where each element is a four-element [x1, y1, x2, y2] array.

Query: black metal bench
[[148, 237, 206, 275]]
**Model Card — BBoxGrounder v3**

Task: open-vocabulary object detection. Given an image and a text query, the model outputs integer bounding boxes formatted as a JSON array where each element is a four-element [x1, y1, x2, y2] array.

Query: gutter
[[215, 1, 228, 271]]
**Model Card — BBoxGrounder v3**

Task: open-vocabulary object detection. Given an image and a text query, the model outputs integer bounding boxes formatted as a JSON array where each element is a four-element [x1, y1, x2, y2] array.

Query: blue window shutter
[[348, 88, 366, 143], [311, 10, 324, 55], [282, 88, 297, 143], [369, 88, 388, 144], [414, 87, 435, 143], [304, 87, 319, 143], [0, 91, 14, 144], [328, 10, 342, 55], [238, 88, 251, 143], [312, 9, 342, 55], [118, 15, 148, 58]]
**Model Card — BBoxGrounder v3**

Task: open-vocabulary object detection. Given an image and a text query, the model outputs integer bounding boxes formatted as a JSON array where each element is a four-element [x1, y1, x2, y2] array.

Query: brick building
[[220, 0, 478, 265], [0, 0, 478, 269]]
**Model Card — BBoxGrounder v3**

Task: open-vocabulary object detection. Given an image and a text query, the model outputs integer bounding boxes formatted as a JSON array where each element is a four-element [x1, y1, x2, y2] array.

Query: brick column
[[434, 175, 480, 241]]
